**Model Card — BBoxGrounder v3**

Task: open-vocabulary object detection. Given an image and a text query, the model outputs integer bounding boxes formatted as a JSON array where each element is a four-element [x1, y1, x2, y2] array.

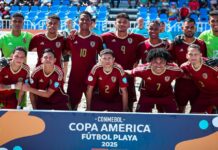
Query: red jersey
[[30, 65, 68, 104], [29, 33, 65, 68], [87, 63, 128, 100], [0, 63, 30, 96], [181, 58, 218, 95], [65, 32, 103, 85], [171, 38, 207, 65], [132, 63, 183, 97], [101, 32, 146, 69], [138, 39, 169, 63]]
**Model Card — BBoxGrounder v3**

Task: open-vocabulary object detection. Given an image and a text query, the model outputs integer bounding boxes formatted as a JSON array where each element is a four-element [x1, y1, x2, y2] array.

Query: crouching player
[[0, 47, 29, 109], [126, 48, 183, 113], [86, 49, 128, 112], [181, 44, 218, 113], [22, 48, 69, 110]]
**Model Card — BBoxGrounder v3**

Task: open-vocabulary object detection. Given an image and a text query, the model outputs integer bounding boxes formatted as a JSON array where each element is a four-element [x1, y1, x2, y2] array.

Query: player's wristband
[[10, 84, 16, 89]]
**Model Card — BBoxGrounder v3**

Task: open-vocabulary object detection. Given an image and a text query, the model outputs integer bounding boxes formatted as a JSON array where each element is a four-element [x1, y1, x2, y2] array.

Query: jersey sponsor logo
[[128, 38, 133, 44], [112, 39, 116, 42], [111, 76, 116, 83], [202, 73, 208, 79], [39, 79, 44, 82], [179, 49, 184, 52], [54, 82, 59, 88], [88, 75, 93, 82], [8, 42, 12, 46], [147, 77, 151, 80], [40, 42, 44, 45], [90, 41, 95, 47], [23, 38, 26, 43], [165, 76, 170, 82], [4, 75, 8, 78], [56, 42, 61, 48], [122, 77, 127, 84]]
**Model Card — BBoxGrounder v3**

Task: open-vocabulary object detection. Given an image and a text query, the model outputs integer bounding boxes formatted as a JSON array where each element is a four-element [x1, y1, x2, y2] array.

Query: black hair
[[43, 48, 56, 58], [47, 14, 60, 21], [184, 17, 196, 25], [146, 48, 171, 62], [13, 46, 27, 56], [209, 10, 218, 16], [116, 13, 130, 20], [148, 20, 161, 27], [79, 11, 92, 20], [12, 13, 24, 20], [100, 49, 114, 57]]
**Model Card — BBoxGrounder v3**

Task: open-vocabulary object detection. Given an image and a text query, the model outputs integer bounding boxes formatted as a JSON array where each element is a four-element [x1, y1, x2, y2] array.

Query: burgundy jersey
[[171, 38, 207, 66], [30, 65, 68, 103], [138, 39, 169, 63], [0, 63, 30, 96], [181, 58, 218, 95], [65, 32, 103, 85], [132, 63, 183, 97], [87, 63, 128, 100], [101, 32, 146, 69], [29, 33, 65, 68]]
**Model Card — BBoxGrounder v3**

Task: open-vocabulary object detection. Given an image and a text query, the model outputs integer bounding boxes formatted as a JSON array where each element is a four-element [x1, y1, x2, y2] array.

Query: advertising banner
[[0, 110, 218, 150]]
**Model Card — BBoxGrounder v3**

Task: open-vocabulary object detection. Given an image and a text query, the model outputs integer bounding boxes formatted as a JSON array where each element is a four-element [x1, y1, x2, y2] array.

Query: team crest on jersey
[[25, 79, 29, 84], [112, 39, 116, 42], [23, 38, 26, 43], [99, 77, 102, 80], [128, 38, 133, 44], [54, 82, 59, 88], [122, 77, 127, 84], [56, 42, 61, 48], [144, 50, 148, 54], [202, 73, 208, 79], [18, 77, 23, 82], [4, 75, 8, 78], [73, 41, 78, 44], [111, 76, 116, 83], [165, 76, 170, 82], [39, 79, 44, 82], [147, 77, 151, 80], [88, 75, 93, 81], [90, 41, 95, 47]]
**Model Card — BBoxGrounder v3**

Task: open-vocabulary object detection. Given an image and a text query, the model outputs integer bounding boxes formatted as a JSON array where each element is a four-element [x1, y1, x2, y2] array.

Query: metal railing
[[0, 19, 211, 33]]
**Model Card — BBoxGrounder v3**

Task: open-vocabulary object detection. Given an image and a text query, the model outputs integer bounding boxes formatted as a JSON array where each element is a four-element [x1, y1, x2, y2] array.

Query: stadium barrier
[[0, 20, 211, 34], [0, 110, 218, 150]]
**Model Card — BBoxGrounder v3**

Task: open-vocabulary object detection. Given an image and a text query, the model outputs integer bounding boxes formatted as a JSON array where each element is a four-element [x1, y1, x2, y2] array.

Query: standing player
[[137, 20, 172, 64], [0, 13, 33, 58], [86, 49, 128, 111], [101, 13, 146, 111], [22, 48, 69, 110], [171, 18, 207, 113], [126, 48, 183, 113], [29, 14, 66, 68], [0, 47, 29, 109], [181, 44, 218, 113], [65, 11, 103, 110]]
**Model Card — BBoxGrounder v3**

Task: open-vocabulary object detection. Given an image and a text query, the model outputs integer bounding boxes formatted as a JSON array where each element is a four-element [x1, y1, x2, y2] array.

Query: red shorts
[[175, 78, 199, 106], [36, 95, 69, 110], [91, 94, 123, 111], [67, 82, 87, 108], [136, 94, 178, 113], [127, 77, 136, 111], [191, 93, 218, 113], [0, 93, 17, 109]]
